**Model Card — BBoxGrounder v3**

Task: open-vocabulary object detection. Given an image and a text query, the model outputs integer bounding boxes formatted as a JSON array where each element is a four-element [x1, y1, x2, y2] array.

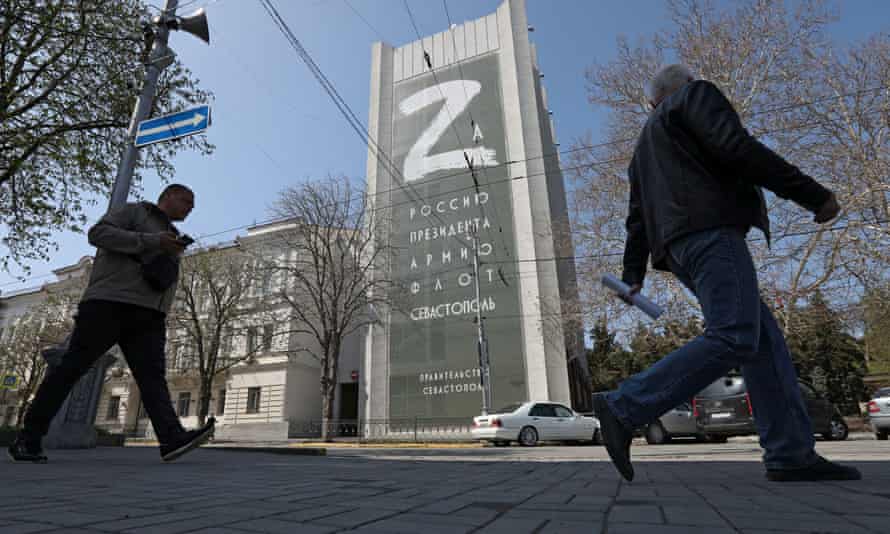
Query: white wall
[[285, 358, 322, 422]]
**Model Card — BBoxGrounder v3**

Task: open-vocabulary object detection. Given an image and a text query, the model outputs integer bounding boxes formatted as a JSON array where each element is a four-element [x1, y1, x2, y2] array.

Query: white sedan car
[[471, 401, 601, 446]]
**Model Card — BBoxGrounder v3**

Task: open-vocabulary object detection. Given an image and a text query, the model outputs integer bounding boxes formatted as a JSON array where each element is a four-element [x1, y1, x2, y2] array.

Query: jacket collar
[[140, 201, 173, 226]]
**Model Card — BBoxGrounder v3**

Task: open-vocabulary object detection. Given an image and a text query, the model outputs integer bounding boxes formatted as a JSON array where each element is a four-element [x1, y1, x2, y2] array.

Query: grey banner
[[388, 53, 527, 418]]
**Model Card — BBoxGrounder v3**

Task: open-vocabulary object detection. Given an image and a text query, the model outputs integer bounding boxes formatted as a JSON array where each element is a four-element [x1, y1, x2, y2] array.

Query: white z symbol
[[401, 80, 499, 182]]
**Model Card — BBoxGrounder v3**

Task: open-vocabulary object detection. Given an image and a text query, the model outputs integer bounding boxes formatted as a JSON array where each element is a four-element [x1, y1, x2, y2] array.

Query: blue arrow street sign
[[135, 105, 211, 148]]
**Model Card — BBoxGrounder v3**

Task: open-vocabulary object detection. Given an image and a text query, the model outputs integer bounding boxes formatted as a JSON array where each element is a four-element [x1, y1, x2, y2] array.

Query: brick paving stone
[[721, 510, 870, 533], [608, 504, 663, 524], [410, 498, 475, 514], [739, 530, 876, 534], [0, 509, 123, 528], [382, 511, 489, 527], [2, 445, 887, 534], [273, 505, 353, 522], [184, 529, 253, 534], [447, 506, 501, 523], [85, 510, 205, 532], [537, 520, 604, 534], [846, 513, 890, 532], [609, 524, 736, 534], [472, 517, 545, 534], [0, 522, 58, 534], [662, 505, 732, 526], [224, 518, 339, 534], [310, 507, 398, 528], [352, 519, 474, 533], [500, 509, 602, 524]]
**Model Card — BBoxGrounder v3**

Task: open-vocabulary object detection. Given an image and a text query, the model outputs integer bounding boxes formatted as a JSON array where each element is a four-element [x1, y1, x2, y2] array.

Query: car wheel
[[876, 431, 888, 441], [645, 422, 671, 445], [592, 428, 603, 445], [518, 426, 539, 447], [823, 417, 848, 441]]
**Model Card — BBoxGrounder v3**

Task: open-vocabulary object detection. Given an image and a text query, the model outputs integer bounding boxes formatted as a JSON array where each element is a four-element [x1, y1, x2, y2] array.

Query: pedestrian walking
[[594, 65, 861, 482], [8, 184, 215, 464]]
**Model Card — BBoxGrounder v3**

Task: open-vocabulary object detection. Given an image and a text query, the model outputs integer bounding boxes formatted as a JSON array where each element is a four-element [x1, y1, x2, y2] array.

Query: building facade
[[1, 220, 364, 442], [363, 0, 589, 424]]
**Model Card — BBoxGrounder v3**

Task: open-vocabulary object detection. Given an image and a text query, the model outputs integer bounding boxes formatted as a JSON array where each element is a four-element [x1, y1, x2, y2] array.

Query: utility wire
[[2, 66, 887, 290], [259, 0, 477, 252], [343, 0, 384, 41], [197, 99, 890, 241]]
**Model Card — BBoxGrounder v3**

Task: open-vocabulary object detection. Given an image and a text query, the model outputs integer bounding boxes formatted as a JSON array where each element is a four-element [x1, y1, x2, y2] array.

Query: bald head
[[648, 64, 695, 108]]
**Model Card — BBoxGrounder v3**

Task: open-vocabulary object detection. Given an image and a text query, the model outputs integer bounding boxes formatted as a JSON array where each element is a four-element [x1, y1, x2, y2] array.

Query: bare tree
[[266, 176, 394, 441], [167, 244, 276, 425], [0, 0, 213, 273], [569, 0, 890, 339]]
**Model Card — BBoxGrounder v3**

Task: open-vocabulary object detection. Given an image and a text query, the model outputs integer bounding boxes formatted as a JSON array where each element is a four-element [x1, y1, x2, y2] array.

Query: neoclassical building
[[1, 219, 364, 442]]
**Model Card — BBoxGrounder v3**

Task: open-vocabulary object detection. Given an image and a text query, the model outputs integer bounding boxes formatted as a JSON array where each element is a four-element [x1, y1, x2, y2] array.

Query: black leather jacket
[[622, 80, 832, 286]]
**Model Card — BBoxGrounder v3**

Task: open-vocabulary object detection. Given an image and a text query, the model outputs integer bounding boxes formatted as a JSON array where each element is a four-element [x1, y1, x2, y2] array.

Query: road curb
[[206, 445, 327, 456]]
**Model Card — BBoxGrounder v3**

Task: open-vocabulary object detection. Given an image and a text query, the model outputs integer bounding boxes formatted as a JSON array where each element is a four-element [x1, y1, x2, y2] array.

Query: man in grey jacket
[[8, 184, 214, 463]]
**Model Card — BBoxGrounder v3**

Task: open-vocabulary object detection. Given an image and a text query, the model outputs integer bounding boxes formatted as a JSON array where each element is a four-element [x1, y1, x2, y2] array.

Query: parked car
[[867, 387, 890, 440], [471, 401, 600, 446], [643, 402, 726, 444], [694, 375, 849, 441]]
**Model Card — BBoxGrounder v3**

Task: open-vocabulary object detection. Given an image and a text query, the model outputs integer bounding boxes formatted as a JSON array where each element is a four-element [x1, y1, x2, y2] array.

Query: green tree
[[1, 0, 213, 273], [786, 292, 868, 414], [587, 319, 631, 392], [587, 318, 702, 392]]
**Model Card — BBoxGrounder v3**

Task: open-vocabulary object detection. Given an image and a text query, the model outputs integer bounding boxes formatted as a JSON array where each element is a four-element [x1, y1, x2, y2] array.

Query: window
[[106, 396, 120, 420], [246, 387, 261, 414], [216, 389, 227, 415], [553, 405, 574, 418], [221, 329, 234, 360], [177, 392, 191, 417], [261, 268, 273, 296], [262, 324, 274, 351], [529, 404, 556, 417], [246, 326, 258, 354]]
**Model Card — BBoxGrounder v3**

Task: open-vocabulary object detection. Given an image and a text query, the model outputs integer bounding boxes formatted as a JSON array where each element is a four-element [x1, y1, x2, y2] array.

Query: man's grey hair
[[648, 64, 695, 105]]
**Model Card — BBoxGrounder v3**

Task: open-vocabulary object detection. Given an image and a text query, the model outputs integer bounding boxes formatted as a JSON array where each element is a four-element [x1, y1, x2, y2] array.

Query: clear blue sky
[[2, 0, 888, 293]]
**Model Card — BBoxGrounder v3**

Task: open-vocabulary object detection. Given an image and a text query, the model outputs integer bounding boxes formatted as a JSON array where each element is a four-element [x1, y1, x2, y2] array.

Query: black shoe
[[592, 394, 634, 481], [766, 456, 862, 482], [160, 417, 215, 462], [7, 436, 48, 464]]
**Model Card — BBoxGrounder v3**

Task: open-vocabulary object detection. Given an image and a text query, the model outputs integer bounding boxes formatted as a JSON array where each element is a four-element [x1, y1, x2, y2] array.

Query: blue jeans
[[606, 226, 817, 469]]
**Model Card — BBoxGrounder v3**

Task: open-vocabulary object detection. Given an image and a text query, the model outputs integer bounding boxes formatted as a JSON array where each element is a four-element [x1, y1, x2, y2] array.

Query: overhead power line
[[259, 0, 477, 252]]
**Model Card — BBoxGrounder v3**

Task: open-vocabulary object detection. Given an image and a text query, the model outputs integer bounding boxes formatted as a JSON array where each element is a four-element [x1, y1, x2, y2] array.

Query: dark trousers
[[606, 227, 816, 469], [23, 300, 184, 444]]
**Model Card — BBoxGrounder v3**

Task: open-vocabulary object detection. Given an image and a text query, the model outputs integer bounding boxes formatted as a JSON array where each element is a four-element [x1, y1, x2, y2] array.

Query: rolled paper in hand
[[601, 273, 664, 320]]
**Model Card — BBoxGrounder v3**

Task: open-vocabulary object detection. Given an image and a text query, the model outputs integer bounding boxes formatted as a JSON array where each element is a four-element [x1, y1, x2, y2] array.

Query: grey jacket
[[80, 202, 181, 314]]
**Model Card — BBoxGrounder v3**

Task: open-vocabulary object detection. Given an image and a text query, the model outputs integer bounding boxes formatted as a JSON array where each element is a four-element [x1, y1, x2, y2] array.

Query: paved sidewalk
[[2, 443, 888, 533]]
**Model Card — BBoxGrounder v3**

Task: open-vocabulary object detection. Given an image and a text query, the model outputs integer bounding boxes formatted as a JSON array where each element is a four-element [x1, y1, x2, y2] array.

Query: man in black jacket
[[8, 184, 214, 464], [593, 65, 860, 483]]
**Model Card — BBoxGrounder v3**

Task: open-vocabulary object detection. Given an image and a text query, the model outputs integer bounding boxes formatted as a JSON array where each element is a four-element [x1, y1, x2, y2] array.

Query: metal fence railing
[[288, 417, 475, 442]]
